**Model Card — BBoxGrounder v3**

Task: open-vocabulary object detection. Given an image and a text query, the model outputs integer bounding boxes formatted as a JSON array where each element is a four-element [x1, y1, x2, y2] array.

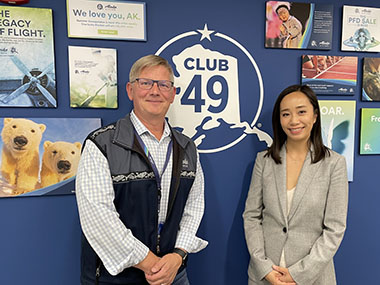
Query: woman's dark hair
[[266, 84, 329, 164]]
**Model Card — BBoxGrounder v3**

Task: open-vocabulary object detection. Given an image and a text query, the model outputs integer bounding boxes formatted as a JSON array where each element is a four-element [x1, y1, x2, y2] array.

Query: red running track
[[302, 57, 357, 80]]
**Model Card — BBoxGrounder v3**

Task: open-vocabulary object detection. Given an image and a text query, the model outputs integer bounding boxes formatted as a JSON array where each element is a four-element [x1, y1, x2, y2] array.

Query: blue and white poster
[[341, 5, 380, 52], [265, 1, 333, 50]]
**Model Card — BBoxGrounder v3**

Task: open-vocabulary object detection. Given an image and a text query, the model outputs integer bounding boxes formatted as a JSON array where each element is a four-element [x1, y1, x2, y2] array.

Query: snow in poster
[[265, 1, 333, 50], [0, 117, 101, 198], [0, 7, 56, 107], [360, 108, 380, 155], [341, 5, 380, 52], [69, 46, 117, 108], [319, 100, 356, 181]]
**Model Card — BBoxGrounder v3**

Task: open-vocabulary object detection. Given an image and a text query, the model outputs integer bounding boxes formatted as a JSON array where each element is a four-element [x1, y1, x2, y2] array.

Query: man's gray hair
[[129, 54, 174, 82]]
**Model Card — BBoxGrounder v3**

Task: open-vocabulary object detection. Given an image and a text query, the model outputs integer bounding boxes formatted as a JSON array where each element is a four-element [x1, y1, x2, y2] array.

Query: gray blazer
[[243, 146, 348, 285]]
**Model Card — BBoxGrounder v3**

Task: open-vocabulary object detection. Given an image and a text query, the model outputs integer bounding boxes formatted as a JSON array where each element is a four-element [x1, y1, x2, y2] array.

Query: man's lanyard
[[134, 129, 173, 191], [134, 128, 173, 253], [134, 129, 172, 241]]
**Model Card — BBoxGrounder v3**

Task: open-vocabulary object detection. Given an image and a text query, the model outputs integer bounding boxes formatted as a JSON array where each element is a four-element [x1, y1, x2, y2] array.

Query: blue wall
[[0, 0, 379, 284]]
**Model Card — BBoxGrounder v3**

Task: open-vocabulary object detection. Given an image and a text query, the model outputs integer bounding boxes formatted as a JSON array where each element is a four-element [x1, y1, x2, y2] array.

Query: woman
[[243, 85, 348, 285]]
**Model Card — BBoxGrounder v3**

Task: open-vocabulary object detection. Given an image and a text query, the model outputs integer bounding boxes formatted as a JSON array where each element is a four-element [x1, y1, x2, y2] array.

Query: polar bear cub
[[40, 141, 82, 188], [1, 118, 46, 194]]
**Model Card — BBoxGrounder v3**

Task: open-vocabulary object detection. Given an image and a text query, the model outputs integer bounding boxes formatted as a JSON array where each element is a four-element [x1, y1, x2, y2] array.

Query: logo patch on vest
[[182, 158, 189, 169]]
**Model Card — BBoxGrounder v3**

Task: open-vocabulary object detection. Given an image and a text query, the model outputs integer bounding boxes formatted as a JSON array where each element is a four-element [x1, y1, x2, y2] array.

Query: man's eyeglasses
[[133, 78, 174, 92]]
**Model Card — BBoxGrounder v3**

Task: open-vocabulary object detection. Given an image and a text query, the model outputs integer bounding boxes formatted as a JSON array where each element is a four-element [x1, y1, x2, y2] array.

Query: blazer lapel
[[288, 150, 321, 222], [273, 147, 287, 223]]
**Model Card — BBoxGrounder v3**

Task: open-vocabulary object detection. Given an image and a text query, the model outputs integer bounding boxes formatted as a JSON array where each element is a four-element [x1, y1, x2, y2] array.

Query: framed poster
[[265, 1, 333, 49], [67, 0, 146, 41], [0, 6, 56, 107], [319, 100, 356, 181], [0, 117, 101, 198], [341, 5, 380, 52], [69, 46, 117, 108], [360, 108, 380, 154], [302, 55, 358, 95], [362, 57, 380, 101]]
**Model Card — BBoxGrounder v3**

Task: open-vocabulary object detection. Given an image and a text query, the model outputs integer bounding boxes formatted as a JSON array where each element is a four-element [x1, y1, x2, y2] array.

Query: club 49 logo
[[156, 24, 272, 153]]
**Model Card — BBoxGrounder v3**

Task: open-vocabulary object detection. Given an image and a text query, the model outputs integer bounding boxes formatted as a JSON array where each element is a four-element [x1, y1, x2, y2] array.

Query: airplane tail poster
[[0, 6, 56, 108]]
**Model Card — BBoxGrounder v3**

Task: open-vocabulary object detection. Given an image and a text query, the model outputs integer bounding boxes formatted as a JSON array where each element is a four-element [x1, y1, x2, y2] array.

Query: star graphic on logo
[[197, 23, 215, 42]]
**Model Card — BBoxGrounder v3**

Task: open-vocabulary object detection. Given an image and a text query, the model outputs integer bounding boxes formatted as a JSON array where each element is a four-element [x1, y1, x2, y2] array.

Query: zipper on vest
[[156, 187, 162, 254], [156, 234, 161, 254], [114, 135, 164, 256], [96, 266, 100, 278], [95, 258, 101, 285]]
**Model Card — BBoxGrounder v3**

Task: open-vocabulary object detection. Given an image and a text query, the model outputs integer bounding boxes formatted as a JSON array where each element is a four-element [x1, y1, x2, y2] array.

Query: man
[[76, 55, 207, 284]]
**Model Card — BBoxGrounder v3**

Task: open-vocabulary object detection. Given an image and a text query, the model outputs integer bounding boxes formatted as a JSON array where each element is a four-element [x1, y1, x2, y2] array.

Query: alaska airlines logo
[[156, 24, 272, 153]]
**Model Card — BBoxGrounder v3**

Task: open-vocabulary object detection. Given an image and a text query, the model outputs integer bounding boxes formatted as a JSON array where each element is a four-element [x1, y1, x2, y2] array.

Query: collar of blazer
[[272, 144, 322, 223]]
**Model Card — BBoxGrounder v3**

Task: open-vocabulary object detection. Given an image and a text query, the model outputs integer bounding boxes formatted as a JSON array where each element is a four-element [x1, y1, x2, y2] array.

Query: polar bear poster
[[0, 117, 101, 197]]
